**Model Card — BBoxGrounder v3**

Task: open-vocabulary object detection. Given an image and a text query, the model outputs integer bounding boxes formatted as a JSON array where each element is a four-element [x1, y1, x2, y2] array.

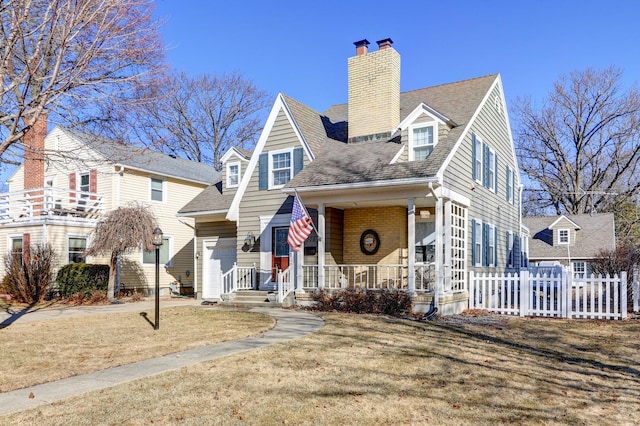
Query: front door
[[202, 238, 236, 299], [272, 227, 290, 280]]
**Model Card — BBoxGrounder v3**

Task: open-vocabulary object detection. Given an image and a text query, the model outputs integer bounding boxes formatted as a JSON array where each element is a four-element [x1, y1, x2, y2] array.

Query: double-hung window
[[10, 236, 23, 264], [226, 162, 240, 188], [270, 149, 292, 188], [68, 236, 87, 263], [558, 229, 569, 244], [472, 219, 483, 267], [473, 134, 483, 183], [150, 178, 164, 202], [487, 224, 496, 266], [506, 166, 514, 204], [487, 149, 496, 192], [79, 172, 90, 198], [409, 124, 436, 161]]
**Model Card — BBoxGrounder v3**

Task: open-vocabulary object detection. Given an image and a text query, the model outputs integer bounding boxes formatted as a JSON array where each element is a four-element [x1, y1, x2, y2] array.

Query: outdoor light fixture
[[244, 232, 256, 246], [420, 210, 431, 219], [152, 227, 163, 330]]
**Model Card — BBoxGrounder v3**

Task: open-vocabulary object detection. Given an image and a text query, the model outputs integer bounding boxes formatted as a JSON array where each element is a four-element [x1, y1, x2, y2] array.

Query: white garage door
[[202, 238, 236, 299]]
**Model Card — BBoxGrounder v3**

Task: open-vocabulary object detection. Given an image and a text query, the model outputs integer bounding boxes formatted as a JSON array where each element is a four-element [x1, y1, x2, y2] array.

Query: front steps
[[218, 290, 282, 308]]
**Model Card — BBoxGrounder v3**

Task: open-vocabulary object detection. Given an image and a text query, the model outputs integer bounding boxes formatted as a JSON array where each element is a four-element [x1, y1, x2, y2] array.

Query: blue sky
[[155, 0, 640, 113]]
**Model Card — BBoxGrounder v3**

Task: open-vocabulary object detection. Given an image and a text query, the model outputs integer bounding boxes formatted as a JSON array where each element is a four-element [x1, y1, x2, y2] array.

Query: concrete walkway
[[0, 301, 325, 417]]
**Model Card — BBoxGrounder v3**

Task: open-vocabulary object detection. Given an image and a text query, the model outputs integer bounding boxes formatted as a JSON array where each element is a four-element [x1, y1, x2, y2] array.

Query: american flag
[[287, 196, 313, 252]]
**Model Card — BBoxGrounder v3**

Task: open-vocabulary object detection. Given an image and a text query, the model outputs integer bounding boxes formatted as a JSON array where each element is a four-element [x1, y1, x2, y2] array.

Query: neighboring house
[[523, 213, 616, 277], [178, 38, 522, 314], [1, 119, 218, 294]]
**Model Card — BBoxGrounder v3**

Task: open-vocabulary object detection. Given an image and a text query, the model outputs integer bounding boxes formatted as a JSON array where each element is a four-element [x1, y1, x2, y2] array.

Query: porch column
[[318, 203, 325, 290], [407, 198, 416, 295], [434, 196, 443, 307], [295, 243, 304, 293], [444, 199, 452, 293]]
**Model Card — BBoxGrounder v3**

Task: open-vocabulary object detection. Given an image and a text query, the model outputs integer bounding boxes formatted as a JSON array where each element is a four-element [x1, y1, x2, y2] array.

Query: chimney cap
[[353, 39, 370, 48], [376, 38, 394, 49]]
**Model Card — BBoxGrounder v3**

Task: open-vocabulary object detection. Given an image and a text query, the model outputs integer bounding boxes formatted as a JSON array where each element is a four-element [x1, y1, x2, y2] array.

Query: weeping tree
[[84, 203, 157, 301]]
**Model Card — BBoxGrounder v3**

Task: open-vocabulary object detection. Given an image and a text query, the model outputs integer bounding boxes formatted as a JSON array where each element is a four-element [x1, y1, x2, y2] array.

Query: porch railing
[[277, 266, 294, 303], [221, 263, 256, 294], [0, 187, 103, 223], [302, 263, 435, 292]]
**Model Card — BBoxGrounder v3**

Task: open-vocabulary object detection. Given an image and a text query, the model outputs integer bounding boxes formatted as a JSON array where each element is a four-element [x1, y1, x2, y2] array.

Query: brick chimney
[[23, 113, 47, 191], [347, 38, 400, 143], [23, 114, 47, 216]]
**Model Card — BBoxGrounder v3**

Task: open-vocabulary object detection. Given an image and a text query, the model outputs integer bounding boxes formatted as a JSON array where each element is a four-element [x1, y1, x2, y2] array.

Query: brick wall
[[343, 206, 407, 265], [347, 46, 400, 141], [23, 114, 47, 190]]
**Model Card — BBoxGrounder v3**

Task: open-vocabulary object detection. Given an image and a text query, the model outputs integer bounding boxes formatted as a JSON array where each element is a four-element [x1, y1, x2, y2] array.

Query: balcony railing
[[0, 187, 104, 224]]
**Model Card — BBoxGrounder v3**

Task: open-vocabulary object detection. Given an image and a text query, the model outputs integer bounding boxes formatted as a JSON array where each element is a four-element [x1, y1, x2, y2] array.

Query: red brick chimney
[[354, 39, 370, 56], [23, 113, 47, 215]]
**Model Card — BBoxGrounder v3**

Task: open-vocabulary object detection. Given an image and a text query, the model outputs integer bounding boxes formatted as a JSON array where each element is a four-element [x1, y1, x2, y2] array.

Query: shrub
[[88, 290, 109, 305], [310, 288, 412, 316], [56, 263, 110, 298], [3, 244, 56, 303], [129, 291, 145, 302]]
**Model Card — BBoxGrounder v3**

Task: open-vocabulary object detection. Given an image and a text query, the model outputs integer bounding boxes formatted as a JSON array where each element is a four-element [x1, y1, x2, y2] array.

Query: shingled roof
[[177, 181, 233, 215], [524, 213, 616, 260], [61, 127, 218, 185], [287, 74, 498, 188]]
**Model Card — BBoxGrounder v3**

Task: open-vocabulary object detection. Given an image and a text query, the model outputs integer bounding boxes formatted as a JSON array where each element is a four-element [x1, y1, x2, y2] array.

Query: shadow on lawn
[[0, 302, 38, 329]]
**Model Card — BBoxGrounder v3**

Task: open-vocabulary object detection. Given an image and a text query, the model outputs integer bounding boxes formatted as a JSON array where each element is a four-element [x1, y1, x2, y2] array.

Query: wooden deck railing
[[0, 187, 103, 223]]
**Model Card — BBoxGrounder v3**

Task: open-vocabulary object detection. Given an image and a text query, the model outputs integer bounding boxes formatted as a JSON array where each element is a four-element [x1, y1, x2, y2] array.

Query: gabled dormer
[[548, 215, 581, 246], [221, 147, 251, 194], [394, 104, 456, 163]]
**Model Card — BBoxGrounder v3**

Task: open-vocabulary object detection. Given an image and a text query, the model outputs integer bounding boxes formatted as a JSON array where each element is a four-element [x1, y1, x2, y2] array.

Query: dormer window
[[226, 162, 240, 188], [409, 123, 436, 161], [558, 229, 569, 244]]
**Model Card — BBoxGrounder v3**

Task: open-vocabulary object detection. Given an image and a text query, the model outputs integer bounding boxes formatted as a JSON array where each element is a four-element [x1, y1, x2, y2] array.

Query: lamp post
[[152, 227, 163, 330]]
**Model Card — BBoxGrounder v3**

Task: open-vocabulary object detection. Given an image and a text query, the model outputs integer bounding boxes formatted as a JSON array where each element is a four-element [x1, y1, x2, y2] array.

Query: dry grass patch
[[0, 306, 274, 392], [3, 313, 640, 425]]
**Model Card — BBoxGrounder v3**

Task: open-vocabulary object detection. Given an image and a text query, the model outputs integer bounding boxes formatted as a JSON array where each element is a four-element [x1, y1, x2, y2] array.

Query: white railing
[[221, 263, 256, 294], [301, 263, 435, 292], [0, 187, 103, 223], [277, 266, 294, 303], [469, 270, 628, 320], [415, 263, 435, 292]]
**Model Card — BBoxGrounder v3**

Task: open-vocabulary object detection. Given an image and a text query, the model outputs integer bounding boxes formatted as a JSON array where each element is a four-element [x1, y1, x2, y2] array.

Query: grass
[[0, 306, 274, 392], [2, 310, 640, 425]]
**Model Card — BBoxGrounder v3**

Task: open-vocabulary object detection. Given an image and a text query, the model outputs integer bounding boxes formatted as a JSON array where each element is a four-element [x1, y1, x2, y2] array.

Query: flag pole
[[293, 189, 321, 240]]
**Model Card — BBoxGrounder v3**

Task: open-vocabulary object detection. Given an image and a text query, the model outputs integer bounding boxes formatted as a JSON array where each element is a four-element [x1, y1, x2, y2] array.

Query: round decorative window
[[359, 229, 380, 255]]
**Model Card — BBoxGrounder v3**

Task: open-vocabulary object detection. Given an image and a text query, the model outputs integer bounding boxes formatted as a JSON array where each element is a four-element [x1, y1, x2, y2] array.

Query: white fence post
[[622, 271, 628, 320], [520, 270, 529, 317], [468, 271, 475, 309], [562, 267, 570, 319]]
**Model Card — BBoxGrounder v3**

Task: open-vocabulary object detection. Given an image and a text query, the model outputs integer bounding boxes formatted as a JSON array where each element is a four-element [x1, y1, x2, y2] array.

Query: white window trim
[[474, 135, 483, 184], [487, 148, 496, 192], [408, 122, 437, 161], [67, 233, 89, 264], [226, 161, 241, 188], [150, 177, 166, 203], [506, 166, 513, 204], [488, 224, 496, 266], [474, 219, 483, 267], [506, 230, 513, 267], [558, 229, 570, 245], [78, 171, 90, 198], [268, 148, 294, 190], [142, 234, 173, 267]]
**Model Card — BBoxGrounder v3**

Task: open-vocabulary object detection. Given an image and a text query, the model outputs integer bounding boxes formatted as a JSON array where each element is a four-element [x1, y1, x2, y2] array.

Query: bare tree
[[513, 67, 640, 215], [84, 203, 157, 301], [119, 71, 270, 170], [0, 0, 164, 166]]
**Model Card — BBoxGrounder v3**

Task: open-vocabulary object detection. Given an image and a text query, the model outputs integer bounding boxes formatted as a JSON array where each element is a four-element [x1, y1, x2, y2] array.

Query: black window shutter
[[483, 143, 489, 187], [258, 153, 268, 190], [482, 222, 488, 266], [494, 155, 498, 193]]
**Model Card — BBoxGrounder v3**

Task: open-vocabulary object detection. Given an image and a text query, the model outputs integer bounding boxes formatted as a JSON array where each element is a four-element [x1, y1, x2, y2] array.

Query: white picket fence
[[469, 270, 629, 320]]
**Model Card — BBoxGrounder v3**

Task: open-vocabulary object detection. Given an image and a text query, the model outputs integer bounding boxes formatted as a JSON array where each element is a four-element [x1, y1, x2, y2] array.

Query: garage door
[[202, 238, 236, 299]]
